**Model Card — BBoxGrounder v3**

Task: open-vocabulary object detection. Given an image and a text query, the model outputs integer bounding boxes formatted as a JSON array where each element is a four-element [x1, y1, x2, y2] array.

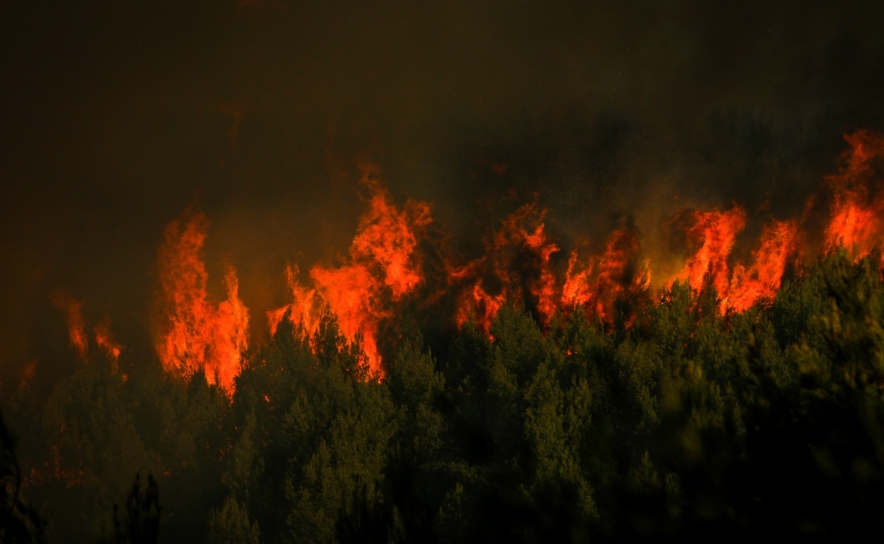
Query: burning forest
[[5, 1, 884, 542], [134, 130, 884, 392], [7, 128, 884, 542]]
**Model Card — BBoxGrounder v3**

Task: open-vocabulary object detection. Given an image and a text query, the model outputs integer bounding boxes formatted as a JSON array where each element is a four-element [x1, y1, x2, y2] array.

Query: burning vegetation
[[8, 131, 884, 542], [148, 131, 884, 389], [267, 165, 432, 378], [156, 208, 249, 392]]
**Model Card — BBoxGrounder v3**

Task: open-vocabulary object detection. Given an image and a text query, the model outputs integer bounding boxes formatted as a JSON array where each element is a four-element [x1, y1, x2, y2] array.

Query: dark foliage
[[109, 474, 160, 544], [0, 409, 45, 544]]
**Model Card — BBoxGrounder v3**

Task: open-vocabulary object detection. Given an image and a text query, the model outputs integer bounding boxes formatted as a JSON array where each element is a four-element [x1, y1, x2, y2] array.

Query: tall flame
[[269, 166, 430, 377], [157, 208, 249, 392], [824, 129, 884, 263], [676, 205, 747, 297], [725, 219, 800, 312]]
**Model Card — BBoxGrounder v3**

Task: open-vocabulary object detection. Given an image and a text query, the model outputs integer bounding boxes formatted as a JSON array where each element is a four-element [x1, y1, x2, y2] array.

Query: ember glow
[[94, 316, 123, 369], [51, 291, 89, 362]]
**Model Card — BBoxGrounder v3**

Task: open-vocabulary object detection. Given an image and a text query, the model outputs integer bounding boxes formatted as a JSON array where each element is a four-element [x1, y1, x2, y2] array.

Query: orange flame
[[563, 226, 649, 321], [561, 251, 593, 310], [725, 219, 800, 312], [453, 203, 559, 332], [267, 265, 319, 337], [157, 208, 249, 393], [450, 273, 506, 333], [51, 291, 89, 361], [676, 205, 747, 297], [41, 129, 884, 404], [824, 130, 884, 262], [270, 166, 430, 377], [522, 216, 560, 323]]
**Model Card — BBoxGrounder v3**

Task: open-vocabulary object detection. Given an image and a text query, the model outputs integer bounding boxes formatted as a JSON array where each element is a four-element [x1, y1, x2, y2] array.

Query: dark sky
[[3, 0, 884, 378]]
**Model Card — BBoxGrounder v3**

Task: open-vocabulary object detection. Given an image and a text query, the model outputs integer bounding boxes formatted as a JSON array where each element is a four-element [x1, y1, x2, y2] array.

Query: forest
[[6, 0, 884, 542], [4, 248, 884, 542]]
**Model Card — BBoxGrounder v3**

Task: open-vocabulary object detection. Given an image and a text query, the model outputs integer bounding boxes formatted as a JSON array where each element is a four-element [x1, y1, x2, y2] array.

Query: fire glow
[[51, 130, 884, 393]]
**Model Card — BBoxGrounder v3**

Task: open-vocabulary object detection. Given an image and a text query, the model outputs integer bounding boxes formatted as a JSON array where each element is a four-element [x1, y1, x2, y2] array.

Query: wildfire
[[47, 129, 884, 393], [269, 165, 431, 377], [824, 129, 884, 264], [676, 205, 747, 298], [156, 208, 249, 392], [51, 291, 126, 370], [451, 203, 559, 331], [562, 224, 650, 321], [724, 219, 800, 312]]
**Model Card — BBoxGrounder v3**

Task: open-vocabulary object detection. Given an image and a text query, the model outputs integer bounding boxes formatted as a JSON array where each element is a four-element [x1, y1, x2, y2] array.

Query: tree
[[207, 495, 260, 544]]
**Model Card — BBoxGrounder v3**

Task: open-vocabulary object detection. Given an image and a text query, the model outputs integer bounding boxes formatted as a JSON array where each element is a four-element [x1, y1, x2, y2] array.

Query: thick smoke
[[2, 0, 884, 383]]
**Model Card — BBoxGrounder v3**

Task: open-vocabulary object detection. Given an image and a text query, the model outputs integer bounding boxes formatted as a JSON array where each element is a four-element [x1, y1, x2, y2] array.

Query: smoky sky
[[2, 0, 884, 380]]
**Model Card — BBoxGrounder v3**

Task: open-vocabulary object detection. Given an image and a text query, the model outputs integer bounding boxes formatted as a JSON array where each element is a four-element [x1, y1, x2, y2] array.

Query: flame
[[51, 291, 89, 361], [270, 165, 430, 377], [675, 205, 747, 297], [561, 251, 593, 309], [452, 203, 559, 332], [725, 219, 800, 312], [309, 264, 383, 367], [156, 208, 249, 393], [212, 268, 250, 390], [563, 225, 650, 321], [451, 274, 506, 333], [824, 130, 884, 263], [48, 129, 884, 397], [267, 265, 319, 337]]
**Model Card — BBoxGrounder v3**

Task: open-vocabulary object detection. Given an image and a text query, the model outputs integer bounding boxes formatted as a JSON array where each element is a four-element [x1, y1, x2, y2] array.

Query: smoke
[[2, 0, 884, 381]]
